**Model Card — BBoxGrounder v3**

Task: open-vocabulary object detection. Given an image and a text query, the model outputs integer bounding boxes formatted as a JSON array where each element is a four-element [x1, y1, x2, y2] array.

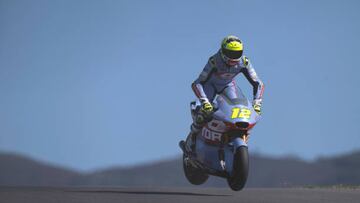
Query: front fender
[[232, 137, 247, 153]]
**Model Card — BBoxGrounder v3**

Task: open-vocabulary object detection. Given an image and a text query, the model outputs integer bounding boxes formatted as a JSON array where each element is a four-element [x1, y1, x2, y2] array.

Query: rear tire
[[227, 146, 249, 191], [182, 154, 209, 185]]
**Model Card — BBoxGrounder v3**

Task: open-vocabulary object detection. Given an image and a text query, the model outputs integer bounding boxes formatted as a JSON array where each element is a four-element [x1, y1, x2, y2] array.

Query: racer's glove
[[200, 99, 213, 114], [253, 100, 262, 115], [253, 104, 261, 114]]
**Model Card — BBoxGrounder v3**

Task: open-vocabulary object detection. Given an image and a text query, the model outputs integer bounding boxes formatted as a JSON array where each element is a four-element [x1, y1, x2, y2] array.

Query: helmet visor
[[222, 49, 243, 59]]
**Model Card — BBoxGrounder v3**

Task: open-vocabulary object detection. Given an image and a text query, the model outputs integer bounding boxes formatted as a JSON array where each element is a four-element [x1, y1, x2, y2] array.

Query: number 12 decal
[[231, 108, 251, 119]]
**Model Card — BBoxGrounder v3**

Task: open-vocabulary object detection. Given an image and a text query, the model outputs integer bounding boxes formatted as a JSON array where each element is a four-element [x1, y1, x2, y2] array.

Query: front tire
[[227, 146, 249, 191], [182, 154, 209, 185]]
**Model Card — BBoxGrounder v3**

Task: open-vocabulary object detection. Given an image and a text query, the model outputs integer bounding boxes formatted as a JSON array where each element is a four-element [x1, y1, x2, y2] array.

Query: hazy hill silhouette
[[1, 151, 360, 187], [0, 153, 83, 186]]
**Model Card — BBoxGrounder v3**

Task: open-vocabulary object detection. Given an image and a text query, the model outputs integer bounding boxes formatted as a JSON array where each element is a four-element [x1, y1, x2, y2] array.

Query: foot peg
[[220, 160, 226, 171], [218, 148, 226, 171]]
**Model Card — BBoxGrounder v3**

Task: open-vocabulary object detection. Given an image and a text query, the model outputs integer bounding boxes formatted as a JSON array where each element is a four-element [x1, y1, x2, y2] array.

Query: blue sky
[[1, 0, 360, 171]]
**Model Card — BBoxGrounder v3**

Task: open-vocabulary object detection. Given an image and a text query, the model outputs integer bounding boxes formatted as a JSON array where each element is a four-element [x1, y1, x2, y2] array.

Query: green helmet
[[220, 35, 243, 65]]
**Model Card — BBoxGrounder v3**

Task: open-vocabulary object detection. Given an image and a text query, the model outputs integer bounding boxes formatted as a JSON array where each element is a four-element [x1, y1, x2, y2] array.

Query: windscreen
[[220, 85, 249, 106]]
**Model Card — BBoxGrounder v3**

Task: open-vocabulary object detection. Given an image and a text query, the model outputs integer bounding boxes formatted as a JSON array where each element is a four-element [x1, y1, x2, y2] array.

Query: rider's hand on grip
[[201, 101, 213, 114], [253, 104, 261, 115], [253, 99, 262, 115]]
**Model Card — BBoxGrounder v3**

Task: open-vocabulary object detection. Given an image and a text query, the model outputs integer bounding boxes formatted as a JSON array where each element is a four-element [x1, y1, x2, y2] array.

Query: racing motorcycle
[[179, 85, 261, 191]]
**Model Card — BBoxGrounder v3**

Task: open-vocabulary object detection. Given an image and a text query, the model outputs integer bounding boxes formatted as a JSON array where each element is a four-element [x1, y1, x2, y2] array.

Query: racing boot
[[179, 132, 196, 157], [184, 122, 202, 156], [185, 132, 196, 153], [179, 125, 200, 156], [182, 104, 211, 156]]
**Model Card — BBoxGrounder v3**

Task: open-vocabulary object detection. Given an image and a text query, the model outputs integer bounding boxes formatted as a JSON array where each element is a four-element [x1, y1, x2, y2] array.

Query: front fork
[[218, 133, 248, 171]]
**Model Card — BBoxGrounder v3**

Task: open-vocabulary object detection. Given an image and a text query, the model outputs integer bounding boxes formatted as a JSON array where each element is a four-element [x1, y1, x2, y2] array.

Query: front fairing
[[213, 92, 260, 125]]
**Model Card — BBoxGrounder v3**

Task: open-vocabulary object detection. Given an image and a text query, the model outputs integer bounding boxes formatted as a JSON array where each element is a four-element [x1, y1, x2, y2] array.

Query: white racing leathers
[[192, 50, 264, 105], [190, 50, 264, 134]]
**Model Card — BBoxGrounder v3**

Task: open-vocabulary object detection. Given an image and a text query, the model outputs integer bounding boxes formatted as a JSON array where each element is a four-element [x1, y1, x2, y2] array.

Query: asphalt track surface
[[1, 187, 360, 203]]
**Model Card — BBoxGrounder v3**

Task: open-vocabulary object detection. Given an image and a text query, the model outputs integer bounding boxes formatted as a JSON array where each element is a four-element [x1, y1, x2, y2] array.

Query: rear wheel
[[182, 154, 209, 185], [227, 146, 249, 191]]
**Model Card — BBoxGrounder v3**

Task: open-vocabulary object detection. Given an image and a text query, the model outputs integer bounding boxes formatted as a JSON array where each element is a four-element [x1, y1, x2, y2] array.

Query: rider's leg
[[186, 110, 209, 152], [186, 83, 216, 152]]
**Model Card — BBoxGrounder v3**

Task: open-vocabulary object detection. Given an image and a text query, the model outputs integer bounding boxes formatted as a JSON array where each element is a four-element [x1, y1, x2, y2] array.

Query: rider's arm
[[191, 57, 216, 102], [241, 56, 264, 103]]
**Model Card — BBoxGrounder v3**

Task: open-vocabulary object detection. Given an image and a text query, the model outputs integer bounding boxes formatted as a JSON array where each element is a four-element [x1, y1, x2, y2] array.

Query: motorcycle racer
[[186, 35, 264, 153]]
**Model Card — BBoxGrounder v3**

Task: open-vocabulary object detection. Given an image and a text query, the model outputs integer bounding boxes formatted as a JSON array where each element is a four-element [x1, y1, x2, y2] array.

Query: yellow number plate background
[[231, 108, 251, 119]]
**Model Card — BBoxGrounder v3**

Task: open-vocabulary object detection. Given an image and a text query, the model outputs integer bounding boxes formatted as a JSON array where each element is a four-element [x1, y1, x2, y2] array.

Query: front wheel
[[227, 146, 249, 191], [182, 154, 209, 185]]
